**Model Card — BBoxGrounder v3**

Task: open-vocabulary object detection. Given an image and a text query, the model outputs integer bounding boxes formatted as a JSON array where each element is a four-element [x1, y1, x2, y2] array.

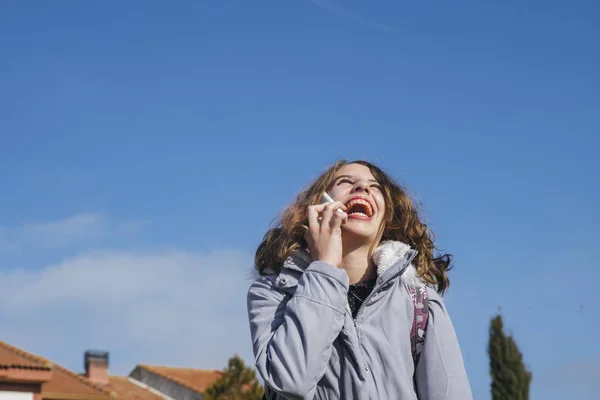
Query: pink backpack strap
[[408, 285, 429, 366]]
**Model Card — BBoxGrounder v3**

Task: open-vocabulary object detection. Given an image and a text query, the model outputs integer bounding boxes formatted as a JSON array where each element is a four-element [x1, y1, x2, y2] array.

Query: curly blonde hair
[[254, 160, 453, 294]]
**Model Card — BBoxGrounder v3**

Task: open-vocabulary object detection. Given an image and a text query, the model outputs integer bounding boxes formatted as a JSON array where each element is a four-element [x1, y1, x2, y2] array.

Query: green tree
[[202, 355, 264, 400], [488, 313, 532, 400]]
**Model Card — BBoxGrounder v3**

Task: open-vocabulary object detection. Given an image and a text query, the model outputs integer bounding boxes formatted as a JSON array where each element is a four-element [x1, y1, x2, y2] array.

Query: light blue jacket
[[247, 241, 472, 400]]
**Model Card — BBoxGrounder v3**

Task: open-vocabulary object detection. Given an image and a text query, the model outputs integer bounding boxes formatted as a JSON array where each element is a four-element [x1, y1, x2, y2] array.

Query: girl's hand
[[305, 201, 348, 268]]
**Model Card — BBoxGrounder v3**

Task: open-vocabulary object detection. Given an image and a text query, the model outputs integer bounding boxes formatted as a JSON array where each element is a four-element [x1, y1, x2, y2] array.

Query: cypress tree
[[488, 313, 532, 400]]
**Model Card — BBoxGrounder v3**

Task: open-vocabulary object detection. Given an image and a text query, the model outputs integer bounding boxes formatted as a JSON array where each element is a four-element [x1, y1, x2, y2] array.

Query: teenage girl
[[248, 160, 472, 399]]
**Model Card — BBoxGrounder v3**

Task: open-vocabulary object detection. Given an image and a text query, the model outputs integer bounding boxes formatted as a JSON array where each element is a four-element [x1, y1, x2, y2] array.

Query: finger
[[313, 201, 348, 213], [311, 203, 328, 213], [329, 208, 348, 230], [320, 201, 346, 231], [307, 206, 320, 236]]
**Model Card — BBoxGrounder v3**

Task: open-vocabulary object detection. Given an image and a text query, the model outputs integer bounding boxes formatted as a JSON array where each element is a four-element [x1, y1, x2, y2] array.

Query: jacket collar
[[276, 241, 425, 292], [372, 240, 423, 287]]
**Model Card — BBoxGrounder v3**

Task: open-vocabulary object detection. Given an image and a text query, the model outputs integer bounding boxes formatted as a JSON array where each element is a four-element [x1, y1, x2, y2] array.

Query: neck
[[341, 241, 377, 285]]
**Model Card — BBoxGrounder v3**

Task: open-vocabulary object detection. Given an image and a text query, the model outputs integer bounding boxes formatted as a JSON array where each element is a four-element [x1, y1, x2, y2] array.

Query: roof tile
[[107, 376, 165, 400], [137, 365, 221, 394], [0, 341, 112, 397], [0, 341, 51, 370]]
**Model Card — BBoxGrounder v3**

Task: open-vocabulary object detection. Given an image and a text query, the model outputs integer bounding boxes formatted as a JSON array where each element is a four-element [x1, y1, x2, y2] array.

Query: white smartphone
[[321, 192, 344, 215], [321, 192, 335, 204]]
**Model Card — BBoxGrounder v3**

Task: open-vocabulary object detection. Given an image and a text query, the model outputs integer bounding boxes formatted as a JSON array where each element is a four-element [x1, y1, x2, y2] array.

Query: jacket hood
[[372, 240, 425, 287], [282, 240, 425, 288]]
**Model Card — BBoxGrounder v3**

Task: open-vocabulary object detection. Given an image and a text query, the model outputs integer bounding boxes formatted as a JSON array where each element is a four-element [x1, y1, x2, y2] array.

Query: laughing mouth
[[344, 197, 374, 219]]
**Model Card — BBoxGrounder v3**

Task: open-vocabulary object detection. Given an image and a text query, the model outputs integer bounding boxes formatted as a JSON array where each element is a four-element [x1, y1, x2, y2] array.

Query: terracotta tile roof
[[107, 376, 165, 400], [42, 364, 114, 397], [0, 341, 113, 398], [137, 365, 221, 394], [0, 340, 51, 370]]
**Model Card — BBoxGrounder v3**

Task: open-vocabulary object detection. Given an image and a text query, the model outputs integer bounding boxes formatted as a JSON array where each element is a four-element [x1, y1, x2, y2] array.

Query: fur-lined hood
[[372, 240, 425, 288]]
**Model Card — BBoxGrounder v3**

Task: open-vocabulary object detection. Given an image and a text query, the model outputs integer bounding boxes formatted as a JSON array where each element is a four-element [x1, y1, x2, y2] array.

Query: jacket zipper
[[353, 252, 417, 334]]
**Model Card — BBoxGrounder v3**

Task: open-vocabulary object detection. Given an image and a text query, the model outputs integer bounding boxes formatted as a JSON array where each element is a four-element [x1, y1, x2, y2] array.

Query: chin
[[341, 223, 379, 241]]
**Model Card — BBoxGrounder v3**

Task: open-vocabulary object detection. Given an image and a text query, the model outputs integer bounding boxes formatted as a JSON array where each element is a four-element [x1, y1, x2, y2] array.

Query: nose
[[352, 180, 370, 194]]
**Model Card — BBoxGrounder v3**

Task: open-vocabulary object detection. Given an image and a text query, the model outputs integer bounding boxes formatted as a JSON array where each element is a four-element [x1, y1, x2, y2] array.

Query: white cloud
[[0, 213, 141, 252], [0, 248, 259, 375], [307, 0, 391, 32]]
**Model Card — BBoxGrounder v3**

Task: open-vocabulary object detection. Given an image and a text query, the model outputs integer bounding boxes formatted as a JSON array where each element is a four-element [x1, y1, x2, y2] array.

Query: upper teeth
[[346, 198, 373, 216]]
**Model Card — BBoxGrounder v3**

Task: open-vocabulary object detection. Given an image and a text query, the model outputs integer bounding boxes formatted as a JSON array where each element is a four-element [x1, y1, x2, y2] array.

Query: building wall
[[0, 382, 40, 400], [129, 368, 202, 400], [0, 392, 33, 400]]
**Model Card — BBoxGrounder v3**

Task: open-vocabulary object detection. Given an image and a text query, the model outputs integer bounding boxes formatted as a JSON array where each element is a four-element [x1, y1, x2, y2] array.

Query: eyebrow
[[334, 175, 379, 183]]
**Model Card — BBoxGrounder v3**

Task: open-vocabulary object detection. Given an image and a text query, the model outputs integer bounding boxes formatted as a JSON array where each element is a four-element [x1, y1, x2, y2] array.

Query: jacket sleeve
[[415, 288, 473, 400], [247, 261, 349, 400]]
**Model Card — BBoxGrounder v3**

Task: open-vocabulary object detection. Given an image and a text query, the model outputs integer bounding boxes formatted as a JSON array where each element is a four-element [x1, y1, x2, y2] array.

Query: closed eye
[[337, 178, 354, 185]]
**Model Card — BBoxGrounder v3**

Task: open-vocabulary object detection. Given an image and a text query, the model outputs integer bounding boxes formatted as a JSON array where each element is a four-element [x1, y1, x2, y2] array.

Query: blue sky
[[0, 0, 598, 398]]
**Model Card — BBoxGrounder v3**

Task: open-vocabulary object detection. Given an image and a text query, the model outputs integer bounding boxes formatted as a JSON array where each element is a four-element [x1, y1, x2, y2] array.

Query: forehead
[[334, 163, 376, 180]]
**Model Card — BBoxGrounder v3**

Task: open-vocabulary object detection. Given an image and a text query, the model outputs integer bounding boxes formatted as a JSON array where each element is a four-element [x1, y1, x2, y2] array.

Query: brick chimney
[[84, 350, 109, 385]]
